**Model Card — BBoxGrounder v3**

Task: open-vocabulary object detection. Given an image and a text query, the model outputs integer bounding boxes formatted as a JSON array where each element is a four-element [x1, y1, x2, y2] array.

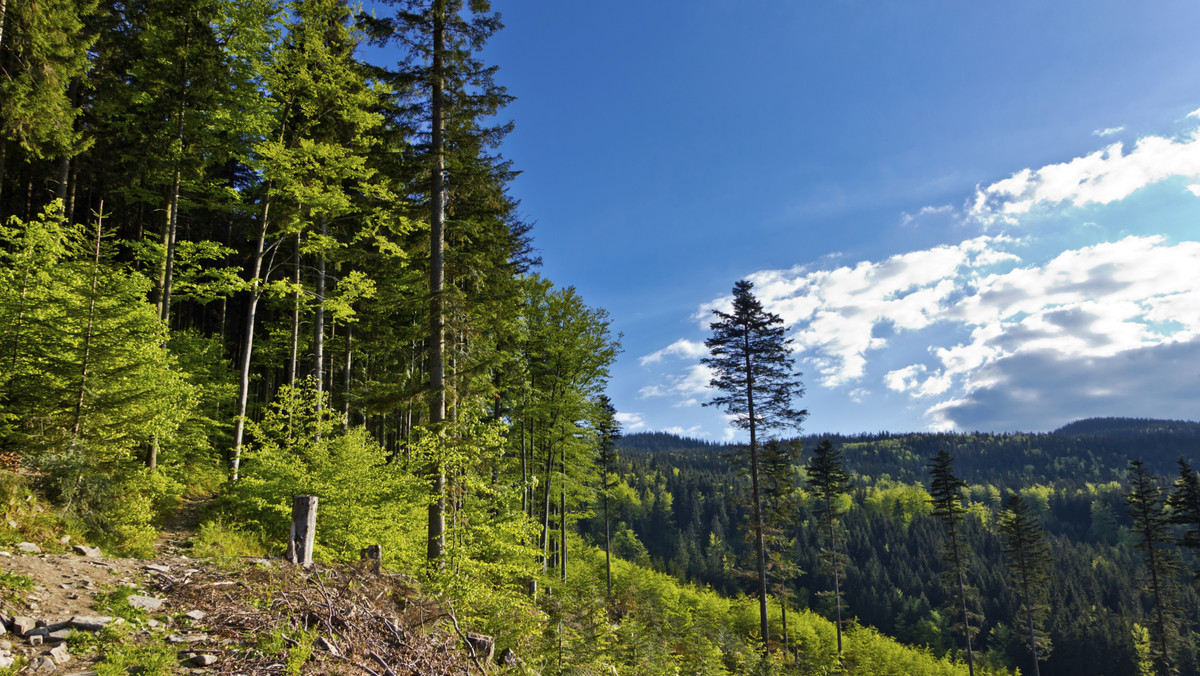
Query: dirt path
[[154, 493, 212, 557]]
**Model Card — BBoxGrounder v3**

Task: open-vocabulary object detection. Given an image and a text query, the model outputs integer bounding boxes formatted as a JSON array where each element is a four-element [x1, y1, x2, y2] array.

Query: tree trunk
[[559, 449, 567, 581], [744, 337, 769, 651], [289, 231, 301, 385], [342, 324, 352, 429], [604, 454, 612, 599], [313, 217, 326, 410], [426, 0, 447, 566], [231, 192, 271, 481], [72, 208, 103, 439]]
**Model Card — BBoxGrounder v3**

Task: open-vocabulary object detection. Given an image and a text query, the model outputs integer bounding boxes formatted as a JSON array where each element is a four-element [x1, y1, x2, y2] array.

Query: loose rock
[[70, 615, 116, 631], [72, 545, 102, 558], [127, 594, 164, 611], [11, 616, 37, 635], [17, 542, 42, 554], [49, 641, 70, 664]]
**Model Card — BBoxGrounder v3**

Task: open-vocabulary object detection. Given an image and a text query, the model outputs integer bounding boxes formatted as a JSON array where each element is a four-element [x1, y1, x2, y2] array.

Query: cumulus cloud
[[927, 338, 1200, 431], [640, 339, 707, 365], [614, 411, 647, 431], [657, 233, 1199, 431], [970, 129, 1200, 224]]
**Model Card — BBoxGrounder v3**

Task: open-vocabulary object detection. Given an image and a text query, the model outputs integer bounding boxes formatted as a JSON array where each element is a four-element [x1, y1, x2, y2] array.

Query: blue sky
[[470, 1, 1200, 438]]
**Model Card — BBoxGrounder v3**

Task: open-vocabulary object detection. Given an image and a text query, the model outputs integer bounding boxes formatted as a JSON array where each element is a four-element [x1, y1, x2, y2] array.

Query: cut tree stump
[[287, 495, 318, 567]]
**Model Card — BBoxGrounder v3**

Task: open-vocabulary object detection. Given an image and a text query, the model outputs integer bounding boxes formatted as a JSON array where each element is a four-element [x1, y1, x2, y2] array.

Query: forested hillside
[[588, 424, 1200, 675], [0, 1, 1035, 673]]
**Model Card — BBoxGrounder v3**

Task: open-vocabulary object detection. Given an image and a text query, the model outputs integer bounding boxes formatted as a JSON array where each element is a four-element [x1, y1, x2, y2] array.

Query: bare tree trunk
[[159, 24, 189, 325], [426, 0, 447, 565], [289, 231, 301, 385], [313, 218, 326, 409], [231, 192, 272, 481], [342, 324, 352, 429], [72, 206, 104, 439], [559, 450, 567, 581]]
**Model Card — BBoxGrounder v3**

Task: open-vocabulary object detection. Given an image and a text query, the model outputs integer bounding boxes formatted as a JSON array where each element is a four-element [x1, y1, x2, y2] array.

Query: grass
[[191, 517, 268, 559]]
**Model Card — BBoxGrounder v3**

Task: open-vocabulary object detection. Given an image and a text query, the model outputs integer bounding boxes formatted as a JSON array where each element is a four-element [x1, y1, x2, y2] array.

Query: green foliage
[[192, 518, 269, 559], [223, 380, 425, 560]]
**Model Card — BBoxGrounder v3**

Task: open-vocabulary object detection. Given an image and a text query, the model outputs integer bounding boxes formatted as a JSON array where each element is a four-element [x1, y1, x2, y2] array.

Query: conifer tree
[[998, 493, 1053, 676], [1125, 459, 1180, 675], [702, 279, 806, 652], [927, 448, 979, 676], [595, 393, 620, 599], [806, 438, 850, 658], [1168, 457, 1200, 581]]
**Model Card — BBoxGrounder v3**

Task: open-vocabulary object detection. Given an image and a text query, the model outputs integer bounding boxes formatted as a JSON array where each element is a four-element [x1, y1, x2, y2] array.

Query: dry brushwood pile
[[161, 560, 479, 675]]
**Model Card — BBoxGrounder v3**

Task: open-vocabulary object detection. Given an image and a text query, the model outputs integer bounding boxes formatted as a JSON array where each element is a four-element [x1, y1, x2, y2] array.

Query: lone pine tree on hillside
[[702, 279, 806, 652], [927, 448, 979, 676]]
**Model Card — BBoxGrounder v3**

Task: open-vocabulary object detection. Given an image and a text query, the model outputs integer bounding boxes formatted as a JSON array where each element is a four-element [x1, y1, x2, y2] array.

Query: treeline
[[0, 0, 625, 564], [586, 426, 1200, 675]]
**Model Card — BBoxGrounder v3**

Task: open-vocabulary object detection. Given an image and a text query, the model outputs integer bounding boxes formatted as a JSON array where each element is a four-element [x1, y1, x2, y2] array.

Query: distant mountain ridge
[[1052, 416, 1200, 436], [618, 417, 1200, 487]]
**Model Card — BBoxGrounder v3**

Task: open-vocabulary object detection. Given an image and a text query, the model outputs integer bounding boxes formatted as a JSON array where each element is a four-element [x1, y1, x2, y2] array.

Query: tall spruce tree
[[998, 493, 1053, 676], [806, 438, 851, 658], [1168, 457, 1200, 582], [595, 393, 620, 600], [1125, 459, 1180, 675], [927, 448, 978, 676], [702, 279, 806, 652]]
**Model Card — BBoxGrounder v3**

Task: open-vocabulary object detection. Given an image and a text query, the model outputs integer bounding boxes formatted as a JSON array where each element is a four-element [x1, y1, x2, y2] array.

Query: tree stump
[[287, 495, 318, 566], [360, 544, 383, 573]]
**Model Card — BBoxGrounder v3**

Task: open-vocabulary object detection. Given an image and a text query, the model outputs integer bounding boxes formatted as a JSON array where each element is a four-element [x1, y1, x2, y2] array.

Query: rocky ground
[[0, 498, 491, 675]]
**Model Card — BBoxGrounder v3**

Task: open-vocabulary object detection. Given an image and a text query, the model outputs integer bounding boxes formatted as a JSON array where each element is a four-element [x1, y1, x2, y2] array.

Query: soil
[[0, 495, 481, 675]]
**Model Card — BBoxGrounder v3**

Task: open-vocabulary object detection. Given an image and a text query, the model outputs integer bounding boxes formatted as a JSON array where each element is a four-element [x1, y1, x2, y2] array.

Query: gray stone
[[167, 633, 208, 644], [50, 642, 70, 664], [16, 542, 41, 554], [0, 652, 12, 669], [11, 616, 37, 635], [27, 655, 57, 672], [127, 595, 164, 611], [69, 615, 116, 631], [143, 564, 171, 574], [189, 653, 217, 666], [184, 610, 206, 621], [29, 633, 44, 646], [72, 545, 102, 558], [48, 629, 71, 642]]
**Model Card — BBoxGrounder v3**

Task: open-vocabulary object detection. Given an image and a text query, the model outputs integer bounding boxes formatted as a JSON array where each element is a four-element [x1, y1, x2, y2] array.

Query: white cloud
[[638, 385, 666, 399], [1092, 126, 1125, 137], [1188, 107, 1200, 119], [884, 364, 952, 397], [970, 128, 1200, 224], [677, 233, 1199, 432], [614, 412, 647, 431], [639, 339, 708, 365], [899, 204, 955, 227], [663, 425, 702, 437]]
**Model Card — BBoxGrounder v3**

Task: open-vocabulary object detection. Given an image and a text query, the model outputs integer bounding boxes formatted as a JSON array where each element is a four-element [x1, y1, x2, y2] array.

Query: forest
[[1, 0, 1197, 674], [593, 423, 1200, 675]]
